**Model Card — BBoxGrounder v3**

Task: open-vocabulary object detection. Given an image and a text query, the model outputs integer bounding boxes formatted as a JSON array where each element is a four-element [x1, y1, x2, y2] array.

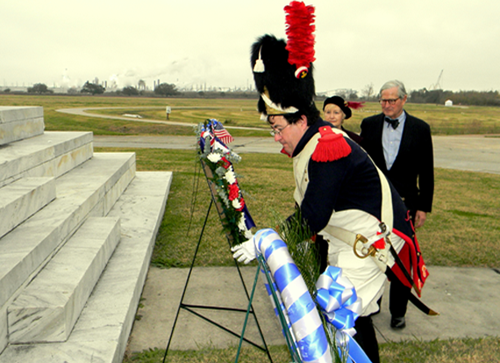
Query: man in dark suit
[[360, 80, 434, 329]]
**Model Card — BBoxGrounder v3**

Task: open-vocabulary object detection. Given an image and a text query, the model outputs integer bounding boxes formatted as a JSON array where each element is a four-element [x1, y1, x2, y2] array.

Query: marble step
[[0, 152, 136, 353], [0, 106, 44, 146], [0, 177, 56, 239], [0, 171, 173, 363], [8, 217, 121, 344], [0, 131, 93, 188]]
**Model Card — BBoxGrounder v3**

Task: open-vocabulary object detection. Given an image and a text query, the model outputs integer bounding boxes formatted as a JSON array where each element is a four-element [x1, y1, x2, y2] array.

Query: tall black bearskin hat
[[250, 1, 317, 121]]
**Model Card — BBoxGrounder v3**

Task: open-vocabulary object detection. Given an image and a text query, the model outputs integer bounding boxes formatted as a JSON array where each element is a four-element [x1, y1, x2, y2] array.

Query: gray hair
[[379, 80, 407, 98]]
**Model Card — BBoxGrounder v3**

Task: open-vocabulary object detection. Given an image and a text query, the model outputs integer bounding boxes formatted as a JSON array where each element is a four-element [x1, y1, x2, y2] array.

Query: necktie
[[385, 117, 399, 129]]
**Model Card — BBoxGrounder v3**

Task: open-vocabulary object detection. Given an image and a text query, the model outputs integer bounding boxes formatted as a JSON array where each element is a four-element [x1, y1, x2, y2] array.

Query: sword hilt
[[353, 234, 377, 259]]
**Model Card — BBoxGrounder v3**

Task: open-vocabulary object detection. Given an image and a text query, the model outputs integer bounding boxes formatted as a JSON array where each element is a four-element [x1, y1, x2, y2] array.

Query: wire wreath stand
[[162, 157, 275, 363]]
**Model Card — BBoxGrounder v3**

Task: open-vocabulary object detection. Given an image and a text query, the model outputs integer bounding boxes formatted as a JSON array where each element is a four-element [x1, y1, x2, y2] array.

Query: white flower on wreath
[[232, 199, 242, 210], [207, 153, 222, 163], [237, 214, 253, 238], [225, 169, 236, 184], [237, 213, 246, 232]]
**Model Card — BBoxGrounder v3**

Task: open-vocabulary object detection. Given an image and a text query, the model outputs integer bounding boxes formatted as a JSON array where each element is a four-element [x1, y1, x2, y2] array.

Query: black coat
[[360, 112, 434, 213], [341, 126, 363, 145]]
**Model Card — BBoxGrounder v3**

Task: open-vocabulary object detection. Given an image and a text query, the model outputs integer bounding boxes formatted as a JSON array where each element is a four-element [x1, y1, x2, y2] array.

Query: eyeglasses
[[270, 123, 290, 136], [379, 98, 400, 105]]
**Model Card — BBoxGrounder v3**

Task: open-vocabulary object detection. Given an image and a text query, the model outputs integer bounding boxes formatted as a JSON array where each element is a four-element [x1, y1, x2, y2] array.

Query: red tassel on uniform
[[312, 126, 351, 162]]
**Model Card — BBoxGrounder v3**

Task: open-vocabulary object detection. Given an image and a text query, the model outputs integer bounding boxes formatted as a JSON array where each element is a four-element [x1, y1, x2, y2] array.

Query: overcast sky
[[2, 0, 499, 94]]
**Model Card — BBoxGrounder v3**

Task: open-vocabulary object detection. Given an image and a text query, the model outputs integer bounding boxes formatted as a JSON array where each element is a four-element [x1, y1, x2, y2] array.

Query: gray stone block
[[0, 177, 56, 239], [8, 217, 121, 343], [0, 131, 93, 187], [0, 107, 43, 124], [0, 171, 172, 363], [0, 107, 45, 145], [0, 153, 135, 311], [0, 118, 44, 145], [0, 306, 6, 356]]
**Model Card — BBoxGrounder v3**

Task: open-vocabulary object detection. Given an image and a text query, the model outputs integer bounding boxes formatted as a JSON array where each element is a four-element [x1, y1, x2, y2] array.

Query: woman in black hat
[[323, 96, 363, 144]]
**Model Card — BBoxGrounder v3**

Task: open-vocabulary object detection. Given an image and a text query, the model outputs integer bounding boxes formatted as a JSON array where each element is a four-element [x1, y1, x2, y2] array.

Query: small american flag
[[211, 119, 234, 144]]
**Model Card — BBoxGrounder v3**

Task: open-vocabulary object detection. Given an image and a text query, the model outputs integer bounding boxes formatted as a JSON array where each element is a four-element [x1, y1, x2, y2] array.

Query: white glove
[[231, 236, 257, 264]]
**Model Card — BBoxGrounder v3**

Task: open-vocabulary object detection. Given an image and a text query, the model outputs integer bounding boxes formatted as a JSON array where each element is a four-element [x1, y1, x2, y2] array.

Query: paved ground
[[128, 266, 500, 352], [69, 105, 500, 174], [93, 134, 500, 175], [94, 133, 500, 357]]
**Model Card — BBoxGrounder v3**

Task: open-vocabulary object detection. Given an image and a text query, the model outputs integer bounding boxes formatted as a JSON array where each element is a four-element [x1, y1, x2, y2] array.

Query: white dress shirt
[[382, 111, 406, 170]]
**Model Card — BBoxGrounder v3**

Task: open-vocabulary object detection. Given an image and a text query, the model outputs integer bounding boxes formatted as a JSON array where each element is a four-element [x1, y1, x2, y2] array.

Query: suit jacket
[[360, 111, 434, 213], [341, 126, 363, 145]]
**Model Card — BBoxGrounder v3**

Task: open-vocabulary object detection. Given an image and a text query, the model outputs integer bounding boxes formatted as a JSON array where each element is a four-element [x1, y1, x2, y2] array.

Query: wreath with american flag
[[197, 119, 255, 245]]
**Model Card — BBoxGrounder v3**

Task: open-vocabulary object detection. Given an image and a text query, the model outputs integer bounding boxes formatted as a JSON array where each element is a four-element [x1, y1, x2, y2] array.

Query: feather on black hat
[[323, 96, 365, 120]]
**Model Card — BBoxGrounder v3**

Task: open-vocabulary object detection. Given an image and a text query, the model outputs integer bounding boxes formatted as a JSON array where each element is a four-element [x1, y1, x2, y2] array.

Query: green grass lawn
[[2, 94, 499, 362], [2, 94, 500, 136], [109, 147, 500, 363], [105, 148, 500, 270], [123, 337, 500, 363]]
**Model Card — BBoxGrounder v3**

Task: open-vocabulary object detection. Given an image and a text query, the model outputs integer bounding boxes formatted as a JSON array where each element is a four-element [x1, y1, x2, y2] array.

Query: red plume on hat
[[284, 1, 316, 79]]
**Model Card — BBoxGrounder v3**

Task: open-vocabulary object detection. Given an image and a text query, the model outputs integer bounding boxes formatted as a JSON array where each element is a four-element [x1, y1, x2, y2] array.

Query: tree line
[[19, 81, 180, 97], [408, 89, 500, 106], [334, 85, 500, 107], [8, 82, 500, 106]]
